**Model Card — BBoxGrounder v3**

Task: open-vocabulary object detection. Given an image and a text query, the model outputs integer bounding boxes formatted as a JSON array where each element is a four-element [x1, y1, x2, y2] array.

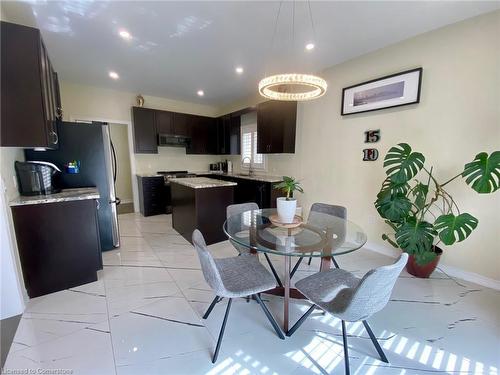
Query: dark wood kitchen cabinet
[[155, 110, 173, 135], [11, 199, 102, 298], [187, 115, 217, 155], [173, 112, 190, 136], [132, 107, 158, 153], [217, 114, 241, 155], [257, 101, 297, 154], [137, 175, 167, 216], [1, 21, 61, 148]]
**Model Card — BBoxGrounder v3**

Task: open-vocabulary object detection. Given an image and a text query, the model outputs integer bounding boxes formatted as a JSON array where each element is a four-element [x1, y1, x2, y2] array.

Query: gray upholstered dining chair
[[227, 202, 283, 286], [291, 203, 347, 277], [192, 229, 284, 363], [287, 253, 408, 375]]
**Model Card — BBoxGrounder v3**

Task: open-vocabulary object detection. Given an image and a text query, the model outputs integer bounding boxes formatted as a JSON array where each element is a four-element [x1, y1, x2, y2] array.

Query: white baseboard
[[364, 241, 500, 291]]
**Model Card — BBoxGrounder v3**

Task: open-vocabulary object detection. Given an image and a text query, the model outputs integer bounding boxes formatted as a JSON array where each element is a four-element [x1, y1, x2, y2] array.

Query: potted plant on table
[[274, 176, 304, 223], [374, 143, 499, 278]]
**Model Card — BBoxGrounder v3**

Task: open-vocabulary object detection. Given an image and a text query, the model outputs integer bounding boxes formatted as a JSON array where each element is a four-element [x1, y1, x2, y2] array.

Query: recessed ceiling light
[[235, 66, 244, 74], [197, 90, 204, 97], [305, 43, 315, 51], [109, 71, 119, 80], [119, 30, 131, 40]]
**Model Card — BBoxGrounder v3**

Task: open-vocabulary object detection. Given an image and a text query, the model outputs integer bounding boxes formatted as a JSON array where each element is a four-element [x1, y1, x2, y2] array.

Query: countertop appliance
[[156, 171, 196, 213], [15, 161, 62, 196], [25, 121, 120, 250]]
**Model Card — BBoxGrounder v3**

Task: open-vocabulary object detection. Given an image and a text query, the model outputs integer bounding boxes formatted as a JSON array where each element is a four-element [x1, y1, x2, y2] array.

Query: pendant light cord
[[307, 0, 316, 42], [266, 1, 283, 77]]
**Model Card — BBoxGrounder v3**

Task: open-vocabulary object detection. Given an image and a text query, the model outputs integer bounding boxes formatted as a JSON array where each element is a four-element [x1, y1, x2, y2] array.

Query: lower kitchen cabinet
[[205, 175, 280, 208], [11, 199, 102, 298], [137, 175, 167, 216]]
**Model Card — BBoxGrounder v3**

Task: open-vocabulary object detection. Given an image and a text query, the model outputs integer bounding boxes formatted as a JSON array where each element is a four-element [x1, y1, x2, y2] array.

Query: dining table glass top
[[223, 208, 367, 257]]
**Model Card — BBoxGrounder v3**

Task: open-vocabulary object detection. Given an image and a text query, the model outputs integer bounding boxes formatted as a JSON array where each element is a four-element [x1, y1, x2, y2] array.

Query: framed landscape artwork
[[341, 68, 423, 115]]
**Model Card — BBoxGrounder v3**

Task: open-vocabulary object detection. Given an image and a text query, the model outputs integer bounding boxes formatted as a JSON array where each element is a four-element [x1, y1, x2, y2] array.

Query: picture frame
[[341, 68, 423, 115]]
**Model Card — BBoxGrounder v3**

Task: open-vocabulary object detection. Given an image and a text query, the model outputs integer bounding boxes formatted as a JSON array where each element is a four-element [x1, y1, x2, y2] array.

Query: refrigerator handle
[[111, 140, 117, 183]]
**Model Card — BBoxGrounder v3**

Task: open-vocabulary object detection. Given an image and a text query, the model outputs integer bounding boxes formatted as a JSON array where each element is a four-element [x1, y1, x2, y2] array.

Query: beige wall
[[229, 11, 500, 281], [109, 124, 133, 203]]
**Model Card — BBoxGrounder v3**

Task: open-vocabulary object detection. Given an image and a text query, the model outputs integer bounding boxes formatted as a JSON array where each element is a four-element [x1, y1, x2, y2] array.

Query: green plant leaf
[[414, 251, 437, 266], [375, 193, 412, 222], [462, 151, 500, 194], [384, 143, 425, 184], [412, 183, 429, 209], [377, 178, 410, 200], [395, 217, 436, 255], [434, 213, 479, 245]]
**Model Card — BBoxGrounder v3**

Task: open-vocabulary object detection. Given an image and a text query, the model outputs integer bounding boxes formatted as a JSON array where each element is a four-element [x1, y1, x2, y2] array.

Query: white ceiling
[[2, 1, 498, 107]]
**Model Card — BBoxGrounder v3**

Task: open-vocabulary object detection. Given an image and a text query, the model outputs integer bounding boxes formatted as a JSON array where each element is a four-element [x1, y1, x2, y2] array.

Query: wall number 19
[[364, 129, 381, 143]]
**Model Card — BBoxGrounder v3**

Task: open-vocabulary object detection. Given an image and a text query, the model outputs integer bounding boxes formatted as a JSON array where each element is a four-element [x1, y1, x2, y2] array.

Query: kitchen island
[[170, 177, 236, 245]]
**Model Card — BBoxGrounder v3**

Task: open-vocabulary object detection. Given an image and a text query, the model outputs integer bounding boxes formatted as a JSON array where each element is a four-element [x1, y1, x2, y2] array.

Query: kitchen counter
[[10, 187, 100, 207], [195, 171, 283, 183], [136, 173, 163, 178], [170, 177, 237, 189]]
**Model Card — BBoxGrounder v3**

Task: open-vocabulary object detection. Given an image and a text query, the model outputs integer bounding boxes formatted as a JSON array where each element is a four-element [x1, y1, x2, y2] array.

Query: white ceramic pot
[[276, 197, 297, 223]]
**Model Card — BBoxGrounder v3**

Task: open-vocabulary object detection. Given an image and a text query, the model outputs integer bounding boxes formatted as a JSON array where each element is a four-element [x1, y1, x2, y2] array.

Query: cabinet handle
[[50, 130, 59, 145]]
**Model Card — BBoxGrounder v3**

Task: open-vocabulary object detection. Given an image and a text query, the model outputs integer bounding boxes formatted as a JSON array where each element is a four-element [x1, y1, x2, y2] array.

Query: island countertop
[[170, 177, 237, 189], [193, 171, 283, 183], [10, 187, 100, 207]]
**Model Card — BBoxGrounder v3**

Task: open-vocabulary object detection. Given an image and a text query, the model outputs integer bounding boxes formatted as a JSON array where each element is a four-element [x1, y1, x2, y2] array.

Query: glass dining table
[[223, 208, 367, 331]]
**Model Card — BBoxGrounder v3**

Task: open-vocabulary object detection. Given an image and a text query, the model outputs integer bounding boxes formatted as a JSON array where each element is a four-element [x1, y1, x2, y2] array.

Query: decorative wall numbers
[[363, 129, 380, 161], [363, 149, 379, 161], [364, 130, 380, 143]]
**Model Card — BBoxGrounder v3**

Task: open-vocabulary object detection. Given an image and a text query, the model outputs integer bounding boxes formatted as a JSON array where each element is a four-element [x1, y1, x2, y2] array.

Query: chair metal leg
[[264, 253, 283, 287], [254, 294, 285, 340], [332, 257, 340, 269], [341, 320, 350, 375], [307, 256, 312, 265], [290, 257, 303, 279], [362, 320, 389, 363], [203, 296, 222, 319], [286, 304, 316, 336], [212, 298, 232, 363]]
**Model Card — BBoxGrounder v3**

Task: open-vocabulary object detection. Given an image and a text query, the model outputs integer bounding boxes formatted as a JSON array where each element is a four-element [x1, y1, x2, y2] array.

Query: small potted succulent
[[375, 143, 499, 278], [274, 176, 304, 223]]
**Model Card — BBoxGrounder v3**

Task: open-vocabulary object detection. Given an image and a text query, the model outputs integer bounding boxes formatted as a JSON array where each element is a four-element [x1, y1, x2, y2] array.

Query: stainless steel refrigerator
[[25, 121, 120, 250]]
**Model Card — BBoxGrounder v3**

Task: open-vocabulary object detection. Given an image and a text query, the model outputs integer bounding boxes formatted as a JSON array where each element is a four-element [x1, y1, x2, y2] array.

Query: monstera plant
[[375, 143, 499, 277]]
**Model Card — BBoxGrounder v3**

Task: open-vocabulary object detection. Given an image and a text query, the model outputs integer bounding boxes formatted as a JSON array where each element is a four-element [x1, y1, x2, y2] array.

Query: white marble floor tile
[[109, 311, 214, 366], [156, 253, 202, 269], [105, 280, 183, 316], [117, 219, 142, 237], [4, 328, 116, 375]]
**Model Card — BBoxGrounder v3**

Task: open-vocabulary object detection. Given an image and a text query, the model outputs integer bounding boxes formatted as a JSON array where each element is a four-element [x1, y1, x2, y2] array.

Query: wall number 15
[[364, 129, 380, 143]]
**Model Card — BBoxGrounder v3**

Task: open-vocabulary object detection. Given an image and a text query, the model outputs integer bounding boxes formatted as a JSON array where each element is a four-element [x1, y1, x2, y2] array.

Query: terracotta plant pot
[[406, 247, 443, 278]]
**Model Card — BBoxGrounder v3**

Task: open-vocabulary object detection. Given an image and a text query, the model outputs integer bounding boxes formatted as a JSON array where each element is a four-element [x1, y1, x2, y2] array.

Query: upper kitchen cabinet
[[155, 110, 173, 135], [172, 112, 190, 136], [257, 101, 297, 154], [217, 114, 241, 155], [187, 115, 217, 154], [132, 107, 157, 154], [1, 21, 61, 148]]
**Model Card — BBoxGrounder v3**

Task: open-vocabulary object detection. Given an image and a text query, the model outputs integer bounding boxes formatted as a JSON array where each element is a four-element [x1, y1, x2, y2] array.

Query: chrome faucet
[[242, 156, 254, 176]]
